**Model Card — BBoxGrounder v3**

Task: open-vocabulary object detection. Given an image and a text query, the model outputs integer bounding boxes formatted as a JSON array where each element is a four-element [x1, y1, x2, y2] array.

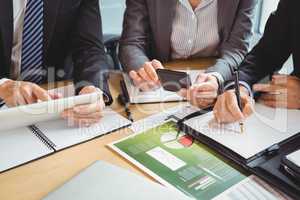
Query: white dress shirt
[[171, 0, 224, 92], [0, 0, 27, 85], [171, 0, 220, 59]]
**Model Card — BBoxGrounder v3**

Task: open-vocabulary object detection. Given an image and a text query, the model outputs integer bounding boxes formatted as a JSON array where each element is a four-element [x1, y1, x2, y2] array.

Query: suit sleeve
[[119, 0, 151, 72], [71, 0, 112, 104], [206, 0, 257, 82], [238, 0, 292, 87]]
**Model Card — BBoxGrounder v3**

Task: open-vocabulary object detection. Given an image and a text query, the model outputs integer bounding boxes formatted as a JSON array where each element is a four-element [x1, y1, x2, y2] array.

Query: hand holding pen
[[213, 77, 254, 126], [233, 69, 244, 133]]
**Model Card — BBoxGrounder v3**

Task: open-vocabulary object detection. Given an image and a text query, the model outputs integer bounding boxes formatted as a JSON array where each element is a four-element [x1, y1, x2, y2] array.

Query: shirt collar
[[178, 0, 215, 13]]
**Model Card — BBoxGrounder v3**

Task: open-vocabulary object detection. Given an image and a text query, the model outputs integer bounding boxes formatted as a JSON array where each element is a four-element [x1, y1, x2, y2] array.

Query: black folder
[[177, 110, 300, 199]]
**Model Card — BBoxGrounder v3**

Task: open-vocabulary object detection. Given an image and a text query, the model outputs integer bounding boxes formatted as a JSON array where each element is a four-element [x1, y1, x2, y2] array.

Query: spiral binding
[[29, 125, 56, 151]]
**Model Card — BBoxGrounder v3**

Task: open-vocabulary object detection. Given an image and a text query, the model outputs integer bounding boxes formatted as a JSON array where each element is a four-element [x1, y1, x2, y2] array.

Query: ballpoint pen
[[234, 68, 244, 134], [118, 80, 134, 122]]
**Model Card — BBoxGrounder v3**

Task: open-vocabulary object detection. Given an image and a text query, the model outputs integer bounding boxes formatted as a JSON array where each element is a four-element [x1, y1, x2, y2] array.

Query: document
[[184, 104, 300, 160], [109, 120, 247, 200], [213, 175, 292, 200], [124, 70, 202, 104]]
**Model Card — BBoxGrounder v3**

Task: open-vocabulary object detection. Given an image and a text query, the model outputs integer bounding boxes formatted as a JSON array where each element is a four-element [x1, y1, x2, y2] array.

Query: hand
[[129, 59, 164, 91], [253, 75, 300, 109], [0, 80, 54, 107], [213, 86, 254, 123], [178, 73, 219, 108], [61, 86, 105, 127]]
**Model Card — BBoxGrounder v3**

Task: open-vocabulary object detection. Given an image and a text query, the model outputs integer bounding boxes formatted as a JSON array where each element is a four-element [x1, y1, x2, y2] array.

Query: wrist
[[207, 72, 224, 95]]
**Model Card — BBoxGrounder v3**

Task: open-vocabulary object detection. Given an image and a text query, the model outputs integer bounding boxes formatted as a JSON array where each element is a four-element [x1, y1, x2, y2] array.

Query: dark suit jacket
[[239, 0, 300, 86], [119, 0, 258, 82], [0, 0, 112, 102]]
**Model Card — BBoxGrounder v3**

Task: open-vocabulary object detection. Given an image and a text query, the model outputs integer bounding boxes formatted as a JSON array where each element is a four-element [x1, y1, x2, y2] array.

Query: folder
[[43, 161, 193, 200], [179, 104, 300, 199]]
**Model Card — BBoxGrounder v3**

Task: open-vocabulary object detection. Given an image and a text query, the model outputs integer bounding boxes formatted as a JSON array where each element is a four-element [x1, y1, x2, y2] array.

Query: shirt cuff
[[0, 78, 10, 86], [102, 91, 113, 105], [94, 87, 112, 106], [224, 81, 253, 98], [0, 78, 10, 107], [206, 72, 224, 95]]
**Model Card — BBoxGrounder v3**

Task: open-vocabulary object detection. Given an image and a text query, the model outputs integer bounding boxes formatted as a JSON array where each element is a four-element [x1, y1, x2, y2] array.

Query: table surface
[[0, 58, 215, 200]]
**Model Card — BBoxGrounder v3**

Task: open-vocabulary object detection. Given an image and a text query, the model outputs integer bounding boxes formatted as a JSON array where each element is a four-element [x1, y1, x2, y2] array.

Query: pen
[[234, 68, 244, 133], [119, 80, 134, 122]]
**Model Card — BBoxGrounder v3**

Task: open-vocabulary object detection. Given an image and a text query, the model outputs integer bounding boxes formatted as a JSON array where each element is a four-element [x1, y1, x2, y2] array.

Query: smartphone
[[156, 69, 191, 92]]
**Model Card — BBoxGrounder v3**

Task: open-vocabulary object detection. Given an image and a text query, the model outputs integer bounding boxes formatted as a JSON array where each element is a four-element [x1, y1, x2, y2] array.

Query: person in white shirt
[[119, 0, 257, 108], [0, 0, 111, 127]]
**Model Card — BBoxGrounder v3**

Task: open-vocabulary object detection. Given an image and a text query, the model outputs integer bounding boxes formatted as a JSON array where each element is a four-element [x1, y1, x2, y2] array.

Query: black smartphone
[[156, 69, 191, 92]]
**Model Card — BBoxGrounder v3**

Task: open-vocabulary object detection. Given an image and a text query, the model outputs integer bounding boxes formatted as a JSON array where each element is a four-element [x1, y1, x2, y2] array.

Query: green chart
[[111, 121, 247, 200]]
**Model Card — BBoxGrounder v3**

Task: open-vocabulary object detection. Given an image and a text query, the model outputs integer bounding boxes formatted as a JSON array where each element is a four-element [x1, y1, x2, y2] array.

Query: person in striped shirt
[[120, 0, 257, 108]]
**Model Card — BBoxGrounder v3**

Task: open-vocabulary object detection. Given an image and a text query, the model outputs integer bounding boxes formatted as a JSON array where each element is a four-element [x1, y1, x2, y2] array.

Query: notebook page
[[184, 104, 300, 160], [35, 108, 131, 150], [0, 127, 54, 172]]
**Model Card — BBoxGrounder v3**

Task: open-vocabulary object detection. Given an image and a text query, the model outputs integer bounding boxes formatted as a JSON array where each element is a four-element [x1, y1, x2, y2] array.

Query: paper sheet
[[184, 104, 300, 160], [213, 175, 292, 200], [286, 150, 300, 167], [124, 70, 203, 104]]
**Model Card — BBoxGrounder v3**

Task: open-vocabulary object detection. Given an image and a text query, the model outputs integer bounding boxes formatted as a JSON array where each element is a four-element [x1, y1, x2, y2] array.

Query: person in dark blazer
[[213, 0, 300, 123], [119, 0, 257, 108], [0, 0, 111, 127]]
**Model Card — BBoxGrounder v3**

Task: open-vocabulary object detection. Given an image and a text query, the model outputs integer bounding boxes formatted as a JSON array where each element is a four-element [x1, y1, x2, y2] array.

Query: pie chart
[[160, 131, 194, 149]]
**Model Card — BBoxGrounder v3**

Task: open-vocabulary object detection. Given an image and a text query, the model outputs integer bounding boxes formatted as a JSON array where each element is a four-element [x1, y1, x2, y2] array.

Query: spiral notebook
[[0, 86, 131, 173], [0, 108, 131, 173]]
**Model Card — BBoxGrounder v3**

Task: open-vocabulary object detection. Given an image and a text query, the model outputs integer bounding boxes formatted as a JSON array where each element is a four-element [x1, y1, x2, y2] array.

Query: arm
[[238, 0, 292, 87], [206, 0, 257, 83], [70, 0, 112, 104], [119, 0, 151, 72]]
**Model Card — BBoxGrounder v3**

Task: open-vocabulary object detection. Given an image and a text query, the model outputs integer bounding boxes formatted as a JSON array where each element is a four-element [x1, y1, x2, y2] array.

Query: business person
[[119, 0, 257, 108], [0, 0, 111, 127], [213, 0, 300, 123]]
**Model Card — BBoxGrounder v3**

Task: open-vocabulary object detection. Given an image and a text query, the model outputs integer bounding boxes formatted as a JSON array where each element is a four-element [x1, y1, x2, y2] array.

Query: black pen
[[234, 68, 244, 133], [119, 80, 134, 122]]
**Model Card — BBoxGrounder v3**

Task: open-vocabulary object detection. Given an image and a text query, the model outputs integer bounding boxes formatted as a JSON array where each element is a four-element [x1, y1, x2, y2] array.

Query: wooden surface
[[0, 58, 215, 200]]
